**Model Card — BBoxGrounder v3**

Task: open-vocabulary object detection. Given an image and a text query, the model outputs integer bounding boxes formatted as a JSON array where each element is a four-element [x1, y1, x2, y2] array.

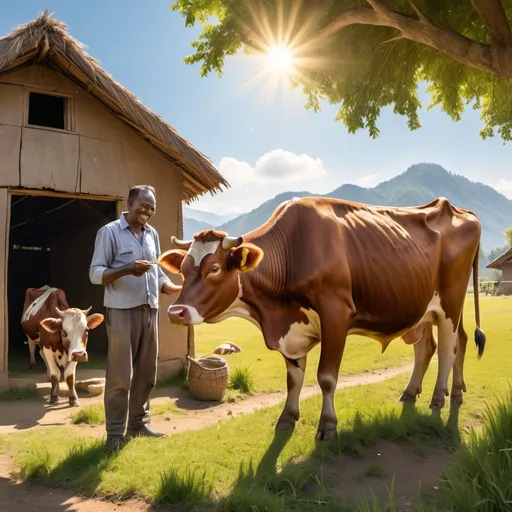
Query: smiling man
[[89, 184, 180, 452]]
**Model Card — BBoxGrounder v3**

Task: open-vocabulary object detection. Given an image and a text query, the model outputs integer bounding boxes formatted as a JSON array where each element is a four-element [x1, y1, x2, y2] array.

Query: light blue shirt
[[89, 212, 170, 310]]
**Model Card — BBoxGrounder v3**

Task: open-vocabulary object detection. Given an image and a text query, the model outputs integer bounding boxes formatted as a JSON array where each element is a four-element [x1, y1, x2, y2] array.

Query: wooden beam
[[8, 187, 122, 202]]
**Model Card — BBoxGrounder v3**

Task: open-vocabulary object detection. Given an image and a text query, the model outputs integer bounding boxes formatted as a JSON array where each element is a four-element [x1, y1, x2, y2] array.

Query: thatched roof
[[487, 247, 512, 270], [0, 11, 229, 203]]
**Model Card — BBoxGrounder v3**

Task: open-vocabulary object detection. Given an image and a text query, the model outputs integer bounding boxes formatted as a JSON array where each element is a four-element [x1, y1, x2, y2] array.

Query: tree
[[506, 227, 512, 246], [171, 0, 512, 139]]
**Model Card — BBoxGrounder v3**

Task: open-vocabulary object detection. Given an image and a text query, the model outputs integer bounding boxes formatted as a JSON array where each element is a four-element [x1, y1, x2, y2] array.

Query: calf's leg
[[64, 362, 79, 407], [27, 336, 38, 370], [276, 355, 307, 430], [43, 347, 60, 405]]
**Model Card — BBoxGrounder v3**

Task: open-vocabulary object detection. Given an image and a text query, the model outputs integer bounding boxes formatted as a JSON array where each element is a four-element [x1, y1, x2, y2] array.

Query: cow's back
[[248, 196, 479, 337], [21, 287, 69, 347]]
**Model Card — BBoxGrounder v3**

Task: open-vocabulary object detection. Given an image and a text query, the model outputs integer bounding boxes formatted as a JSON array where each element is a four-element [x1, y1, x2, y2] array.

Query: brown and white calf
[[21, 286, 104, 406], [158, 196, 486, 440]]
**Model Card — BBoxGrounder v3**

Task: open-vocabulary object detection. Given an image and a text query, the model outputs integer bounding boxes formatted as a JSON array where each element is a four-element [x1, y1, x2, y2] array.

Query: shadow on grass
[[15, 438, 127, 501], [214, 401, 462, 512]]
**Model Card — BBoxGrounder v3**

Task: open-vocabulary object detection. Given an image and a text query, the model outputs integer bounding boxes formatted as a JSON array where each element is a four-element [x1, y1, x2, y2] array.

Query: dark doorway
[[7, 194, 117, 373]]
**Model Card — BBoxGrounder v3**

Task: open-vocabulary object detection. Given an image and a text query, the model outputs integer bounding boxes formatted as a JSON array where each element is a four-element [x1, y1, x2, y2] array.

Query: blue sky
[[1, 0, 511, 215]]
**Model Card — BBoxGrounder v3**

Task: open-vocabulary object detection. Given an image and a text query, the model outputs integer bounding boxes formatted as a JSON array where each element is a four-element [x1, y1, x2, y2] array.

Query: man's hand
[[161, 281, 182, 294], [130, 260, 152, 277]]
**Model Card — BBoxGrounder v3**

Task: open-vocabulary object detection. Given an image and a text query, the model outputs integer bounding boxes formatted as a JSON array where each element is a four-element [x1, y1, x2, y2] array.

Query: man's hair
[[128, 185, 156, 204]]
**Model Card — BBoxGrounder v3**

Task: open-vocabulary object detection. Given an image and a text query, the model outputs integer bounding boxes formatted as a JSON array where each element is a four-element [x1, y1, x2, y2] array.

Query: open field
[[0, 295, 510, 510]]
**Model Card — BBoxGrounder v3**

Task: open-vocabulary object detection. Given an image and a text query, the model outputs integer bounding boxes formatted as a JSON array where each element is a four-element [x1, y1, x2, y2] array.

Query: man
[[89, 184, 180, 452]]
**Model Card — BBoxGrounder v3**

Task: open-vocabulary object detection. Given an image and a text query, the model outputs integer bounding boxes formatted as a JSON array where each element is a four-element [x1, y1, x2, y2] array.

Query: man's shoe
[[104, 435, 127, 453], [126, 425, 166, 439]]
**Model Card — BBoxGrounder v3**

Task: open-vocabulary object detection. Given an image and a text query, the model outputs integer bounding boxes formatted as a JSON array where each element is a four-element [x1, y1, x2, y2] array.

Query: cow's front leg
[[276, 355, 307, 430], [316, 302, 350, 441], [64, 362, 79, 407], [43, 347, 60, 405]]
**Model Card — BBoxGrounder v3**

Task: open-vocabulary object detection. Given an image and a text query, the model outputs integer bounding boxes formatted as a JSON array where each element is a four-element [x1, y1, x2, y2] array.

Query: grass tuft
[[228, 365, 254, 393], [71, 404, 105, 425]]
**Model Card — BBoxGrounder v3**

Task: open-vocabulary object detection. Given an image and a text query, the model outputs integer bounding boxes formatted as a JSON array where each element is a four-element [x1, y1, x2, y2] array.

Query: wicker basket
[[186, 355, 229, 401]]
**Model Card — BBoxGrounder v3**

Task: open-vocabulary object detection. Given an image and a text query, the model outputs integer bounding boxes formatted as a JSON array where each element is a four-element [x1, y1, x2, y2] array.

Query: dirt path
[[0, 362, 415, 511]]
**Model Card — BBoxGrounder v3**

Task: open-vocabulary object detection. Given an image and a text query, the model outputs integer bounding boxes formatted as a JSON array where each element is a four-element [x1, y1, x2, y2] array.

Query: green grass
[[71, 401, 180, 425], [3, 296, 512, 511]]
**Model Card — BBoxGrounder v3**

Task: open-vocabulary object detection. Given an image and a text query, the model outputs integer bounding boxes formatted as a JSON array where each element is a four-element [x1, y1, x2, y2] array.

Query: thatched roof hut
[[0, 11, 227, 389], [0, 10, 229, 203]]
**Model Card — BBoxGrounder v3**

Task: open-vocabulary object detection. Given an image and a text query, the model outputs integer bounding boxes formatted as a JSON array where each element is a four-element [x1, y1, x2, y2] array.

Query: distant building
[[486, 248, 512, 295]]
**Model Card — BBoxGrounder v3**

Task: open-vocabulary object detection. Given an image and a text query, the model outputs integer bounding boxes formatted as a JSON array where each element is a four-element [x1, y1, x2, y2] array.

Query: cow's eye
[[61, 330, 67, 338], [210, 264, 220, 274]]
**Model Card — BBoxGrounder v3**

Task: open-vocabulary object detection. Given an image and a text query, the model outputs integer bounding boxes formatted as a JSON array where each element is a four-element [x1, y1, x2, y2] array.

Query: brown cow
[[158, 197, 486, 440], [21, 286, 104, 406]]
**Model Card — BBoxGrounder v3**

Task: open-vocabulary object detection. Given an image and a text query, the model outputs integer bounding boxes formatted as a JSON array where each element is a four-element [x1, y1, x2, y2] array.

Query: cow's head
[[40, 307, 104, 362], [158, 230, 264, 325]]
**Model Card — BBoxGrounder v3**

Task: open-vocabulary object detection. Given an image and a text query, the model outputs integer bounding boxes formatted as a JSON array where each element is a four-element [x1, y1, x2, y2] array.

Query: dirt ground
[[0, 361, 451, 512]]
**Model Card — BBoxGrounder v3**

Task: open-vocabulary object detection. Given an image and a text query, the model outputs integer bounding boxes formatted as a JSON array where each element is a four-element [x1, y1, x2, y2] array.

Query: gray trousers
[[104, 306, 158, 437]]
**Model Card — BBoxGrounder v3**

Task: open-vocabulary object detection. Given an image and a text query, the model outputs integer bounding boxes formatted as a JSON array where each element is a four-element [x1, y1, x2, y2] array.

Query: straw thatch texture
[[0, 10, 229, 202]]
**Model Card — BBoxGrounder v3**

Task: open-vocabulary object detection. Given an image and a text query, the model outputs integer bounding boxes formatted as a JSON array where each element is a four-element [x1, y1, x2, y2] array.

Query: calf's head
[[158, 230, 263, 325], [40, 307, 104, 362]]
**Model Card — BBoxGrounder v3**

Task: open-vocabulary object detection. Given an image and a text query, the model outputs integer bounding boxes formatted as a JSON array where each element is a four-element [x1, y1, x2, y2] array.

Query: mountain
[[183, 205, 237, 225], [183, 218, 215, 240], [211, 163, 512, 253]]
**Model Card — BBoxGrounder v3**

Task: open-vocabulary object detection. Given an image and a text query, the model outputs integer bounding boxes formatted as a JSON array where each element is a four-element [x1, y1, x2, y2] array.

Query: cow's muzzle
[[167, 305, 204, 326], [72, 351, 88, 363]]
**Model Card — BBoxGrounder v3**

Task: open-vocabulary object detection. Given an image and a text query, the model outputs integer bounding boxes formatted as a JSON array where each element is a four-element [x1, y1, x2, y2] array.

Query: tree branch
[[470, 0, 512, 47], [315, 1, 512, 78]]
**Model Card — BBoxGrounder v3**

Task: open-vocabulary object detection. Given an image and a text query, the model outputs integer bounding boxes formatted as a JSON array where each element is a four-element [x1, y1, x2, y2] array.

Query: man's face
[[128, 190, 156, 228]]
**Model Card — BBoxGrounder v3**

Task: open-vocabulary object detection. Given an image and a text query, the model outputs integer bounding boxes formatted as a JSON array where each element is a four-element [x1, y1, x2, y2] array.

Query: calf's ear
[[158, 249, 187, 274], [86, 313, 104, 330], [40, 317, 62, 333], [230, 243, 264, 273]]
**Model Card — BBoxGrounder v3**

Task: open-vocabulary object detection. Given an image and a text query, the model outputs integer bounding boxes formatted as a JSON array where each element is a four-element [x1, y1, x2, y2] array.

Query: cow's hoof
[[450, 393, 464, 406], [275, 418, 296, 431], [49, 394, 59, 405], [399, 390, 417, 403], [69, 398, 80, 407], [315, 428, 337, 441]]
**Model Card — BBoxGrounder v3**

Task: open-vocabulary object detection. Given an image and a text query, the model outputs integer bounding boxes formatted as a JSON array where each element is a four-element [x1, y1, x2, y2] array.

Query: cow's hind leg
[[450, 319, 468, 405], [276, 355, 307, 430], [27, 336, 38, 370], [400, 323, 437, 403], [43, 347, 61, 405], [64, 362, 79, 407], [430, 309, 460, 411]]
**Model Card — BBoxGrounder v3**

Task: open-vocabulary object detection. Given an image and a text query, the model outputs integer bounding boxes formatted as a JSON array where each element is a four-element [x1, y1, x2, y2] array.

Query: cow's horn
[[171, 236, 193, 250], [82, 306, 92, 316], [222, 236, 243, 250], [55, 308, 64, 318]]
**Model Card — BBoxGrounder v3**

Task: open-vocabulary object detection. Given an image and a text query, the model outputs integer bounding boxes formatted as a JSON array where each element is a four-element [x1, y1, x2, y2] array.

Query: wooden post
[[0, 188, 10, 389]]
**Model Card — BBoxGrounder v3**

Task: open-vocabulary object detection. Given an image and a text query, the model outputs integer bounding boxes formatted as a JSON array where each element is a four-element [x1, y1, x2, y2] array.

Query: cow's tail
[[472, 245, 486, 359]]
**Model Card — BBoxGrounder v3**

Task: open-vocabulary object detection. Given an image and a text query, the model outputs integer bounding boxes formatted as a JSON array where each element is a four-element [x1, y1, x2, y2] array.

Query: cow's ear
[[158, 250, 187, 274], [230, 243, 264, 273], [40, 317, 62, 333], [86, 313, 104, 330]]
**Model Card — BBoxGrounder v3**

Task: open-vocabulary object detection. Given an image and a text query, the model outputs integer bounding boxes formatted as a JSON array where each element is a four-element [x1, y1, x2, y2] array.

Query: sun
[[266, 45, 295, 73]]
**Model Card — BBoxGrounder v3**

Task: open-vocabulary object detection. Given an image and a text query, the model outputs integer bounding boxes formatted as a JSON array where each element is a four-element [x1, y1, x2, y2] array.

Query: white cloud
[[218, 149, 327, 190], [194, 149, 334, 216], [493, 179, 512, 198]]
